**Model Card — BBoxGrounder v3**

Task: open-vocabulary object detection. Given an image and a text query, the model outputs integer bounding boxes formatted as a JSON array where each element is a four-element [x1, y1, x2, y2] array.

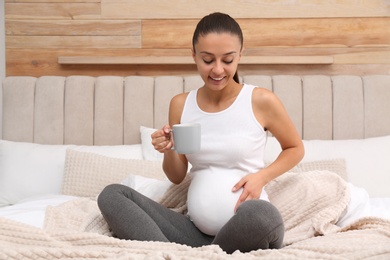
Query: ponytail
[[233, 71, 240, 83]]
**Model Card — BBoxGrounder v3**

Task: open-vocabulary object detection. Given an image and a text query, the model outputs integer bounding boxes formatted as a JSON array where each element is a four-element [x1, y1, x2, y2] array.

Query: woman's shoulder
[[250, 85, 283, 111], [251, 85, 275, 100], [169, 92, 191, 114], [171, 91, 190, 104]]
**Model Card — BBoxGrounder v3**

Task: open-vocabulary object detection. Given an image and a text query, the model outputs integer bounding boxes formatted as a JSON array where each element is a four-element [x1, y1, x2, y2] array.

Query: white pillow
[[304, 136, 390, 198], [336, 183, 371, 227], [140, 126, 164, 161], [0, 140, 144, 207], [121, 175, 171, 201], [0, 140, 73, 207], [264, 135, 390, 198]]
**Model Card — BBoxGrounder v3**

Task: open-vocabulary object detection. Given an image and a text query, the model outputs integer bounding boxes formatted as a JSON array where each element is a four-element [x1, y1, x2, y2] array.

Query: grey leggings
[[97, 183, 284, 254]]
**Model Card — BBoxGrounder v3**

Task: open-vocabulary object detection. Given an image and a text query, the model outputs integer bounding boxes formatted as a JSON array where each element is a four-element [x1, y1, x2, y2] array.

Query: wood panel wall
[[4, 0, 390, 77]]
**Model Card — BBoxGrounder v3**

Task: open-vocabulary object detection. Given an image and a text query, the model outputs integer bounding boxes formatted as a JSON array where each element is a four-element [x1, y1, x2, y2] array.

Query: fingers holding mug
[[151, 125, 173, 152]]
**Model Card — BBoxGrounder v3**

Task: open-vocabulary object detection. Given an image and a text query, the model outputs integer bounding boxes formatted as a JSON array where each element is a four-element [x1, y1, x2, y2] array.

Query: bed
[[1, 74, 390, 259]]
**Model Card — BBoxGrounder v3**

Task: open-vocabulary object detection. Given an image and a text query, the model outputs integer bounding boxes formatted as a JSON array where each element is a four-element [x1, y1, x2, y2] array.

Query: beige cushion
[[62, 149, 165, 197], [266, 159, 347, 181], [289, 159, 347, 181]]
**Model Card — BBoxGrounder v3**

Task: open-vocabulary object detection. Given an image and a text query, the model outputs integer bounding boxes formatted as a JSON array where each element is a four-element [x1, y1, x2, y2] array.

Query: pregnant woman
[[98, 12, 304, 254]]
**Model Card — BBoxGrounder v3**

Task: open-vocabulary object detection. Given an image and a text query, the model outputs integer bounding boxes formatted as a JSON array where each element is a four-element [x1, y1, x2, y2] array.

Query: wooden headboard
[[2, 75, 390, 145]]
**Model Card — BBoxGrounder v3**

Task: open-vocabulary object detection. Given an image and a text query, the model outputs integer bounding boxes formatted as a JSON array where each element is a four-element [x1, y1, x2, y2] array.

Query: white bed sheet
[[370, 197, 390, 219], [0, 195, 77, 228]]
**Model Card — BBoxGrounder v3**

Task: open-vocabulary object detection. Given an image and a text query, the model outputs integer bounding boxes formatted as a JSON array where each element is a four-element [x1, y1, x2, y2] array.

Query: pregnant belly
[[187, 170, 243, 236]]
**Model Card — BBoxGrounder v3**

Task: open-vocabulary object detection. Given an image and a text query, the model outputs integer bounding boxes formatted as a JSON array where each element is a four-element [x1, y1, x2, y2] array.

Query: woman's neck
[[197, 82, 243, 112]]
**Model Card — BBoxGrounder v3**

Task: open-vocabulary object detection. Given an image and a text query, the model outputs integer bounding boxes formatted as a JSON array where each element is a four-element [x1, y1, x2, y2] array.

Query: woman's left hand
[[232, 172, 267, 212]]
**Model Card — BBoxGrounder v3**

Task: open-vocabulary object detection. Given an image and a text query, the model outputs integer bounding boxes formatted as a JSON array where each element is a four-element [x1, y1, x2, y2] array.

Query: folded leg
[[97, 183, 213, 247], [212, 200, 284, 254]]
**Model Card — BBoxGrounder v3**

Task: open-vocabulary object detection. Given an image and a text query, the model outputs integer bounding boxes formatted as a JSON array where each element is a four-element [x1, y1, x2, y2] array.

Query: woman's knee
[[213, 200, 284, 253], [97, 184, 129, 212], [237, 200, 284, 247], [237, 200, 283, 224]]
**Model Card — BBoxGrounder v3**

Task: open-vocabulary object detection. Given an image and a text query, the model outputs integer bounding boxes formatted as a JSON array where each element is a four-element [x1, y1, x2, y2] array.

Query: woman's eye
[[202, 59, 233, 64]]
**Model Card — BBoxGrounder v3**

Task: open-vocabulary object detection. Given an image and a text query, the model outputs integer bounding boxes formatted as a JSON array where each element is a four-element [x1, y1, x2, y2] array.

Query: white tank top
[[181, 84, 268, 236]]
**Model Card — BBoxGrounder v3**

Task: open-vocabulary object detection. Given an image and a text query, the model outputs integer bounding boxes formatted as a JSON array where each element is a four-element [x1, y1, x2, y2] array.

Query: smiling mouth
[[210, 76, 225, 81]]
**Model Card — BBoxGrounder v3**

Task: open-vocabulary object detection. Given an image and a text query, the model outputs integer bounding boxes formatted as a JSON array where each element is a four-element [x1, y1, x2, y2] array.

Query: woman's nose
[[212, 61, 224, 74]]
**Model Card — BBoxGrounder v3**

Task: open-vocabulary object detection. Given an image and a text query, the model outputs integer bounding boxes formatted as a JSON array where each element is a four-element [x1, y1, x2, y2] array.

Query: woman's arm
[[151, 93, 189, 184], [233, 88, 304, 210], [254, 87, 305, 182]]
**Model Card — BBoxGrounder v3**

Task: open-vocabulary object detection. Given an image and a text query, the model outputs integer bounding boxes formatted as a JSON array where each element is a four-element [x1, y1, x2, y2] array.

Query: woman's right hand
[[151, 124, 174, 153], [153, 124, 188, 184]]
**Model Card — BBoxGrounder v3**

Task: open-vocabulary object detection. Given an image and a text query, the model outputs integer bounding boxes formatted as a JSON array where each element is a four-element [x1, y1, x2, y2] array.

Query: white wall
[[0, 1, 5, 138]]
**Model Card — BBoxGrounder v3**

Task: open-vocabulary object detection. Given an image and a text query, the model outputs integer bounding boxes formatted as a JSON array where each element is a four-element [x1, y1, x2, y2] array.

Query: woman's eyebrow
[[200, 51, 237, 56]]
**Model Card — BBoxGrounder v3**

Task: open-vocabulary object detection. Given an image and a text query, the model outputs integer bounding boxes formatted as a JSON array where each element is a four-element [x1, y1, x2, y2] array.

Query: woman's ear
[[239, 47, 245, 61], [191, 48, 196, 61]]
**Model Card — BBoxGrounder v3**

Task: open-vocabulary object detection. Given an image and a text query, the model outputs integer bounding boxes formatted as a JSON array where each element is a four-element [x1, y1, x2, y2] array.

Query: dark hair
[[192, 12, 243, 83]]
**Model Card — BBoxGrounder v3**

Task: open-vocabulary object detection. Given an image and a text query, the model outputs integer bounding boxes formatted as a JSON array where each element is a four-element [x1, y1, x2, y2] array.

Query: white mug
[[171, 123, 201, 154]]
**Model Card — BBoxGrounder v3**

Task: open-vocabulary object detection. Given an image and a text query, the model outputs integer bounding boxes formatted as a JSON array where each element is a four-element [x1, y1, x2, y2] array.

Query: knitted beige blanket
[[1, 170, 390, 259]]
